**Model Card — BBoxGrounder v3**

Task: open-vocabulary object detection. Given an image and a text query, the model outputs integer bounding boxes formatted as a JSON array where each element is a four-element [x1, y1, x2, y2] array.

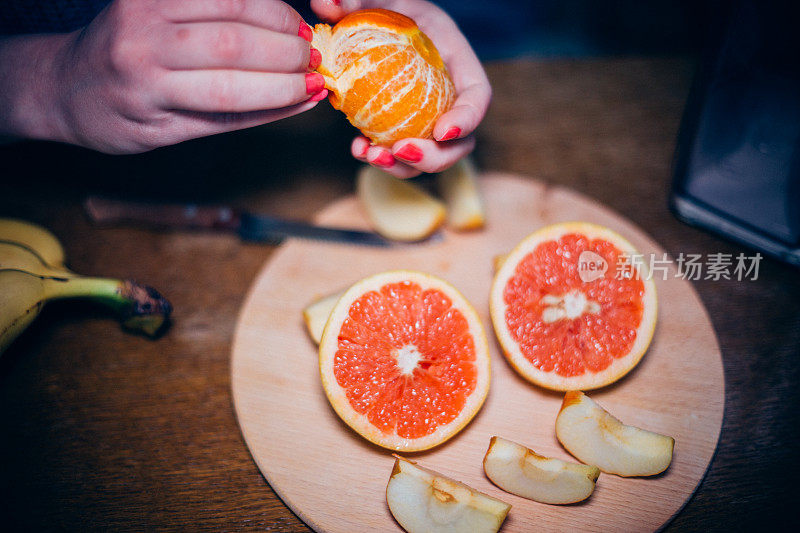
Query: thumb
[[309, 0, 364, 23]]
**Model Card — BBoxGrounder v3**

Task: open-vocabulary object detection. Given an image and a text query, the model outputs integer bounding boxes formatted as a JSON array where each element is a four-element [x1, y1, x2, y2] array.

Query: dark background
[[2, 0, 720, 57]]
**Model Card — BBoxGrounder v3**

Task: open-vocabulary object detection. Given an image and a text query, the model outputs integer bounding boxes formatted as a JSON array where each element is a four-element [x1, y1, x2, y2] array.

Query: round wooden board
[[231, 173, 724, 532]]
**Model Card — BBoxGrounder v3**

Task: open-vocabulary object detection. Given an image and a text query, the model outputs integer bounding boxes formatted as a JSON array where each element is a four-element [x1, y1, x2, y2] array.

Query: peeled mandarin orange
[[490, 222, 658, 391], [319, 270, 490, 451], [312, 9, 456, 146]]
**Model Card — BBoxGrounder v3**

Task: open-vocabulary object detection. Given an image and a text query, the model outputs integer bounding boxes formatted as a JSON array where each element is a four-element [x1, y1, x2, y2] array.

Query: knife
[[83, 197, 393, 247]]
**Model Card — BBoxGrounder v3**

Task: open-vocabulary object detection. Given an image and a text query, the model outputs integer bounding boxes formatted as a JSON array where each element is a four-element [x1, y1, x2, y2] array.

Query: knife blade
[[83, 196, 393, 247]]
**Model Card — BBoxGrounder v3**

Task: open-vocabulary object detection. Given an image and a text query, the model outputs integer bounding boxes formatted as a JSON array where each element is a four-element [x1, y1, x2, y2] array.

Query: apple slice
[[483, 436, 600, 504], [387, 456, 510, 533], [556, 391, 675, 477], [302, 290, 344, 344], [436, 157, 485, 231], [357, 165, 446, 241]]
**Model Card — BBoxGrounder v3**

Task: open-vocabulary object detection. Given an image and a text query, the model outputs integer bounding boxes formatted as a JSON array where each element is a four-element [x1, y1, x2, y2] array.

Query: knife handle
[[84, 197, 240, 231]]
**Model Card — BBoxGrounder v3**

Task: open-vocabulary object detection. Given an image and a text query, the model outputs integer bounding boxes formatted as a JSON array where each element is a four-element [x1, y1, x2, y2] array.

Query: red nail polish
[[332, 0, 342, 5], [394, 143, 423, 163], [371, 151, 395, 168], [439, 126, 461, 142], [357, 142, 369, 157], [305, 73, 324, 95], [298, 22, 313, 42], [309, 89, 328, 102], [308, 48, 322, 71]]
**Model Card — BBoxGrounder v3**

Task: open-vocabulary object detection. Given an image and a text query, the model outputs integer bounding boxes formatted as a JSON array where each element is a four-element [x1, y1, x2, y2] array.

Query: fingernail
[[394, 143, 423, 163], [357, 142, 369, 157], [306, 73, 325, 95], [371, 151, 395, 168], [438, 126, 461, 142], [308, 48, 321, 71], [309, 89, 328, 102], [331, 0, 342, 5], [298, 22, 313, 42]]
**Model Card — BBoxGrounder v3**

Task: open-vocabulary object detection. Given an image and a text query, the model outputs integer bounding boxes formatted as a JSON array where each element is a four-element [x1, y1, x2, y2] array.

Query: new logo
[[578, 251, 608, 282]]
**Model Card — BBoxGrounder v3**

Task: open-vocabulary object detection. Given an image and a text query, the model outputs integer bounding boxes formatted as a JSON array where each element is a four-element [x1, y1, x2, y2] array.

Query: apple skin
[[556, 391, 675, 477], [386, 456, 511, 533], [483, 436, 600, 504]]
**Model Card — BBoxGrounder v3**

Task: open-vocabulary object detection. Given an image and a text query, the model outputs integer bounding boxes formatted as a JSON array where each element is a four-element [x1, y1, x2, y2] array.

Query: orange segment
[[319, 271, 490, 451], [312, 9, 456, 146], [490, 222, 657, 391]]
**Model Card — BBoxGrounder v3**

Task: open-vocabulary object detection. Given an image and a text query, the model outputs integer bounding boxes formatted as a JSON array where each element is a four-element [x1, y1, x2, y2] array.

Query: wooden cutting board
[[231, 173, 724, 532]]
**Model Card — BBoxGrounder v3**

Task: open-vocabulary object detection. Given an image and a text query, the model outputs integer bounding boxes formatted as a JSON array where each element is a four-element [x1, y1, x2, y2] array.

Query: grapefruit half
[[319, 270, 490, 451], [489, 222, 657, 391]]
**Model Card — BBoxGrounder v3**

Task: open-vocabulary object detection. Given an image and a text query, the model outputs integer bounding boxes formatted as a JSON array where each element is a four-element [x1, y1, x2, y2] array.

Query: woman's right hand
[[0, 0, 326, 153]]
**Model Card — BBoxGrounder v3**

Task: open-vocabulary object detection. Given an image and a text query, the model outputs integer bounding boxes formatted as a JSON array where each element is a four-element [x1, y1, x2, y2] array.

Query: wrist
[[0, 32, 76, 144]]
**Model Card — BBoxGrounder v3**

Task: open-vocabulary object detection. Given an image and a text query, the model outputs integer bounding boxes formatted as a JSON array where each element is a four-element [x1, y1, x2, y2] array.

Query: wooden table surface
[[1, 57, 798, 531]]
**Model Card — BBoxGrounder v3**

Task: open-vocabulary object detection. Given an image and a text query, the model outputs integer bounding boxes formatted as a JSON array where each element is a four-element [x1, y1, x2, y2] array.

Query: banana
[[0, 219, 171, 356], [0, 268, 172, 354], [0, 241, 75, 277], [0, 218, 67, 269]]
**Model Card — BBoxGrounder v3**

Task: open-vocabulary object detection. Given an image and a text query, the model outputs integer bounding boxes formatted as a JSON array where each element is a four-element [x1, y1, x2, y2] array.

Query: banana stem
[[42, 275, 172, 336]]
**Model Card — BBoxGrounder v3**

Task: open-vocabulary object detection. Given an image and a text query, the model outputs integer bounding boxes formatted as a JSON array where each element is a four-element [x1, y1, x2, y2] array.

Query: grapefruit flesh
[[490, 222, 657, 391], [319, 271, 490, 451]]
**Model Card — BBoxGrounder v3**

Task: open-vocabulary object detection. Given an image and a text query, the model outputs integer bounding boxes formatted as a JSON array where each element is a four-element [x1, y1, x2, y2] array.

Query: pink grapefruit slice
[[489, 222, 657, 391], [319, 270, 490, 451]]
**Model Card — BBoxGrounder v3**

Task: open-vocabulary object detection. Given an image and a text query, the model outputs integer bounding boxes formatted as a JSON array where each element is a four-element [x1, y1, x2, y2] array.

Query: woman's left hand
[[310, 0, 491, 178]]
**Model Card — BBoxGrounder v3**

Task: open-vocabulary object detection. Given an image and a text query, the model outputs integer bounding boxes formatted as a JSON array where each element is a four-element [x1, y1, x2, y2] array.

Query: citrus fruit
[[489, 222, 657, 391], [312, 9, 456, 146], [319, 270, 490, 451]]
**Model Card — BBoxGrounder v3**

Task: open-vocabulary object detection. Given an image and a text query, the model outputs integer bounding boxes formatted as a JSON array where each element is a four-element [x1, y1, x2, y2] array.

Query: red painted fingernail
[[308, 48, 321, 70], [394, 143, 423, 163], [371, 151, 395, 168], [438, 126, 461, 142], [331, 0, 341, 5], [298, 22, 313, 42], [309, 89, 328, 102], [305, 73, 324, 95], [358, 142, 369, 157]]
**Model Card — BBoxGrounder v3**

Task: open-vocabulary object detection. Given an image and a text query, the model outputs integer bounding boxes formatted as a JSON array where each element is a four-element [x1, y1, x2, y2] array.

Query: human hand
[[310, 0, 491, 178], [1, 0, 327, 153]]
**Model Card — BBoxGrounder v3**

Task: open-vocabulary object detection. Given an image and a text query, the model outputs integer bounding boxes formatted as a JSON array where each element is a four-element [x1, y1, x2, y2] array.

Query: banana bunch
[[0, 218, 172, 355]]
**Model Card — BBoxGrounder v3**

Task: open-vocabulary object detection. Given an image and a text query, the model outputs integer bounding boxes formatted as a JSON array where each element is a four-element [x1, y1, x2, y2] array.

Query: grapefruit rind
[[489, 222, 658, 391], [319, 270, 491, 451]]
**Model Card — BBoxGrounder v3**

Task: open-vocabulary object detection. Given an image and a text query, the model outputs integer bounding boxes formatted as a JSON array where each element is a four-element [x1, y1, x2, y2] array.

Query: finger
[[310, 0, 363, 23], [165, 99, 322, 143], [159, 71, 325, 113], [422, 18, 491, 141], [433, 80, 491, 142], [159, 0, 306, 36], [159, 23, 311, 73], [366, 145, 422, 179], [390, 135, 476, 174], [351, 136, 370, 161]]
